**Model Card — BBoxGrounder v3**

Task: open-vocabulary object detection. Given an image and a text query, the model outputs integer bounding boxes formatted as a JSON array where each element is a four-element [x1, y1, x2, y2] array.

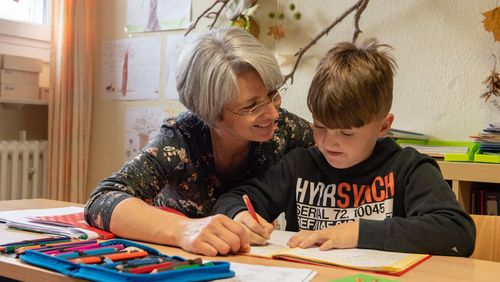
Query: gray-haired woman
[[84, 27, 313, 256]]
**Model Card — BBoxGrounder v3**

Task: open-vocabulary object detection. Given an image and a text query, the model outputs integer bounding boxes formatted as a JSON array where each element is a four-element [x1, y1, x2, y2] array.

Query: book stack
[[390, 129, 473, 160], [387, 128, 428, 141], [470, 123, 500, 159]]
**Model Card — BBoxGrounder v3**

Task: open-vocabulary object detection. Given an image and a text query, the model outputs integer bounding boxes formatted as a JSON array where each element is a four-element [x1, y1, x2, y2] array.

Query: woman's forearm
[[109, 197, 250, 256], [109, 197, 182, 245]]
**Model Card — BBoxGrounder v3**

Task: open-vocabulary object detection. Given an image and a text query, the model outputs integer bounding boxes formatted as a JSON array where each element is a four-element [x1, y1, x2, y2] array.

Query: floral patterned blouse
[[84, 108, 314, 231]]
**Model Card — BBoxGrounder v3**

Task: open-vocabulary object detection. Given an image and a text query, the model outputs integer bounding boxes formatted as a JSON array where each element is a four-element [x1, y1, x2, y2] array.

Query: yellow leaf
[[483, 7, 500, 41]]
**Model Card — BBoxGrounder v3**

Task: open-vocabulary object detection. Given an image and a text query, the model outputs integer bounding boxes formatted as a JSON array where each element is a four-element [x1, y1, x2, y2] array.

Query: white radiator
[[0, 140, 48, 200]]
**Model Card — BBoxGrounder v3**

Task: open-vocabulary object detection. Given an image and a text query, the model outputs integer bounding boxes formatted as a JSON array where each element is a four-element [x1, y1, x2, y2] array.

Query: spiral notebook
[[0, 206, 114, 240]]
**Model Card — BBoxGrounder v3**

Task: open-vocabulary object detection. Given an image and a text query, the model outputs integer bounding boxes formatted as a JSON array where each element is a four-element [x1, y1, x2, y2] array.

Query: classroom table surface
[[0, 198, 499, 282]]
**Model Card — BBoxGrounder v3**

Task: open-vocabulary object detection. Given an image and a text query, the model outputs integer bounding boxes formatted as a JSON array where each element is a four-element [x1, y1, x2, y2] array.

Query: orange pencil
[[70, 256, 103, 264], [242, 194, 260, 224], [104, 250, 148, 262]]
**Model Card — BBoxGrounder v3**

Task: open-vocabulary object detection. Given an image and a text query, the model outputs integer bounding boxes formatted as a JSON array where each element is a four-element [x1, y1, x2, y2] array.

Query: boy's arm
[[358, 160, 476, 257], [212, 150, 300, 241], [213, 152, 297, 220]]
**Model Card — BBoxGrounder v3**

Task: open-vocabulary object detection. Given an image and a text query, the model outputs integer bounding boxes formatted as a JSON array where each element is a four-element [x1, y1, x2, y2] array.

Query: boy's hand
[[234, 211, 274, 245], [287, 221, 359, 250]]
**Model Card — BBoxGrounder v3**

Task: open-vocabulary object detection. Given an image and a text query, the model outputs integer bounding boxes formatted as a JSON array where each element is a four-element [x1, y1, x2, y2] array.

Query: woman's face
[[217, 71, 280, 143]]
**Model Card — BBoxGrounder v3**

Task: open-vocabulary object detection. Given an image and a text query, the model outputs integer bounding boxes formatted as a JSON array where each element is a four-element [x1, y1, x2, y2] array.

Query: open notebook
[[246, 230, 430, 276]]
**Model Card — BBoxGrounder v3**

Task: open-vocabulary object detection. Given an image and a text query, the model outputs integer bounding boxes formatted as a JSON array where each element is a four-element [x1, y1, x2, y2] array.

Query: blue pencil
[[0, 236, 71, 247], [55, 247, 122, 259]]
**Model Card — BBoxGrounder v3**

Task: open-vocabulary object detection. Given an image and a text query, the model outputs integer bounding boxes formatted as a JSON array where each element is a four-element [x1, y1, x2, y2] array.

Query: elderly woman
[[84, 28, 313, 256]]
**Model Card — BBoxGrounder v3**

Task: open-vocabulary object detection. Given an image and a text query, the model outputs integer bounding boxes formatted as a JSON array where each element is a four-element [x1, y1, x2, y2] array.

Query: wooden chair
[[470, 214, 500, 262]]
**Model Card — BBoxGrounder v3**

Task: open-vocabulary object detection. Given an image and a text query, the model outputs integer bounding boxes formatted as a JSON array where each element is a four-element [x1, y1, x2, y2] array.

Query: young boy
[[212, 39, 476, 257]]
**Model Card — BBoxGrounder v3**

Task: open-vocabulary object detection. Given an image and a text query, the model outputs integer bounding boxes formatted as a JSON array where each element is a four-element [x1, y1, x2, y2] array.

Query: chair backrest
[[470, 214, 500, 262]]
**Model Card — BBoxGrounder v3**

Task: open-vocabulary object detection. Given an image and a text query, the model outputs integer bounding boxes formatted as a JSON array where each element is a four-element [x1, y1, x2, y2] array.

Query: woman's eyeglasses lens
[[243, 86, 286, 116]]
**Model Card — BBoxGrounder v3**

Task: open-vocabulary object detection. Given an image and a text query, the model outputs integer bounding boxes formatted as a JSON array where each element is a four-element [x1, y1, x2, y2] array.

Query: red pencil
[[128, 261, 173, 274], [242, 194, 261, 224]]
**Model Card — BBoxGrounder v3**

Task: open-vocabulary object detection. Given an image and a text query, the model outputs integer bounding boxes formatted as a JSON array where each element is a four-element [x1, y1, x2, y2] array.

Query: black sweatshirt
[[212, 138, 476, 257]]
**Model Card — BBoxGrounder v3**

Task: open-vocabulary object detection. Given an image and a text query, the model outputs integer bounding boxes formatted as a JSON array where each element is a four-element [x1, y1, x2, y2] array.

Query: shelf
[[0, 97, 48, 106], [436, 161, 500, 183], [436, 161, 500, 214]]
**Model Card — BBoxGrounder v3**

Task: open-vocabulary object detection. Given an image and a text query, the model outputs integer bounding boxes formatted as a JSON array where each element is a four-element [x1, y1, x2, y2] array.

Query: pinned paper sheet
[[101, 37, 161, 100]]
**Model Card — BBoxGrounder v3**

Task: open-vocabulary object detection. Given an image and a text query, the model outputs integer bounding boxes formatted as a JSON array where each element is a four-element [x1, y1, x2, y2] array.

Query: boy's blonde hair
[[307, 38, 396, 129]]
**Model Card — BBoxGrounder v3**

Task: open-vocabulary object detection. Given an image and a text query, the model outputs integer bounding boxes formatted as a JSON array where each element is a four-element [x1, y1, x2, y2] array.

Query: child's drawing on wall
[[125, 107, 166, 161], [101, 37, 161, 101]]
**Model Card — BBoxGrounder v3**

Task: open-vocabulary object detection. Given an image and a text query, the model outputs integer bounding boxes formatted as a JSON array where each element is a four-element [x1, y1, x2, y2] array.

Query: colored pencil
[[151, 258, 203, 273], [242, 194, 261, 224], [70, 250, 149, 264], [127, 261, 173, 274], [56, 246, 124, 259], [107, 257, 166, 269]]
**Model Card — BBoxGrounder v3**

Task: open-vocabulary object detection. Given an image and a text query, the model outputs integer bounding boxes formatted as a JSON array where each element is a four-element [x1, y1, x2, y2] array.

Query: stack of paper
[[0, 206, 113, 239], [398, 143, 469, 158]]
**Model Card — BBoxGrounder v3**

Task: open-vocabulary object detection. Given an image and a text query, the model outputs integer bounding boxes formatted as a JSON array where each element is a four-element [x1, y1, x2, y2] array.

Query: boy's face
[[312, 114, 394, 169]]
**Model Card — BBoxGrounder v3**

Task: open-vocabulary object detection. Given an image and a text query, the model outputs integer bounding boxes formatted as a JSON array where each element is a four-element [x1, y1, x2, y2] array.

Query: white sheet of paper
[[248, 230, 294, 257], [126, 0, 191, 32], [0, 206, 84, 221], [215, 261, 317, 282]]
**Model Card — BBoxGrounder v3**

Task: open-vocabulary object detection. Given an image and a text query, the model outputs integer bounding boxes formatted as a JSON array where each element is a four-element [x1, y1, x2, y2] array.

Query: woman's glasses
[[226, 85, 287, 116]]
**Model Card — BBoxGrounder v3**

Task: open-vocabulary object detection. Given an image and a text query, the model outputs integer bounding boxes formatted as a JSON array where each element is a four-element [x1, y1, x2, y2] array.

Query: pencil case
[[19, 238, 234, 282]]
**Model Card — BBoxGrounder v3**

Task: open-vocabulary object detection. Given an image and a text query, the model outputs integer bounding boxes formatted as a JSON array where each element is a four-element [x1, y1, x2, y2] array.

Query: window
[[0, 0, 50, 25], [0, 0, 51, 62]]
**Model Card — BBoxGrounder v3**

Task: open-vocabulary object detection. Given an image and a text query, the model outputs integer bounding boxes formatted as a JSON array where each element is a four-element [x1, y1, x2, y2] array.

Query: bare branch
[[185, 0, 230, 36], [283, 0, 366, 85], [352, 0, 370, 43], [209, 1, 230, 29]]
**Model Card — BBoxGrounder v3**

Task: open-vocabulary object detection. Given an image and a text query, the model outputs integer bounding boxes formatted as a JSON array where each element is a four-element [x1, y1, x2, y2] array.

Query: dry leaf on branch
[[481, 69, 500, 102]]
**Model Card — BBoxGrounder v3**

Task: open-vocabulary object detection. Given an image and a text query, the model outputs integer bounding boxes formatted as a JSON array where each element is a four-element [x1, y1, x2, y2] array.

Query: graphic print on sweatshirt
[[295, 172, 395, 230]]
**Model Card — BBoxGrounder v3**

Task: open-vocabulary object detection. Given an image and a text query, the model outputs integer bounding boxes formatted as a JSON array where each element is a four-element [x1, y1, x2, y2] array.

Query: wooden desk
[[1, 199, 500, 282]]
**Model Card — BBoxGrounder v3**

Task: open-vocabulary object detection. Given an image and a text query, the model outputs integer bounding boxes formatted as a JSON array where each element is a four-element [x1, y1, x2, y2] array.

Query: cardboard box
[[39, 87, 49, 101], [0, 54, 43, 73], [0, 83, 39, 100], [0, 69, 39, 85]]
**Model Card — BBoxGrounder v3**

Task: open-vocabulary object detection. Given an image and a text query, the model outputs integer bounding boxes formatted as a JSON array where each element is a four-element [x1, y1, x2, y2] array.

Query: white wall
[[252, 0, 499, 140], [88, 0, 500, 192]]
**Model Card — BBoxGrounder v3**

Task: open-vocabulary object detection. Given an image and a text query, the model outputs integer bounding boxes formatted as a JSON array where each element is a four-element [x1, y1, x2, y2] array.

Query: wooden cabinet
[[437, 161, 500, 213]]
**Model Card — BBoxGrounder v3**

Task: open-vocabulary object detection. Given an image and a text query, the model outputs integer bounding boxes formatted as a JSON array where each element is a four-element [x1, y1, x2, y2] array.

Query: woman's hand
[[234, 211, 274, 245], [174, 214, 250, 256], [287, 221, 359, 251]]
